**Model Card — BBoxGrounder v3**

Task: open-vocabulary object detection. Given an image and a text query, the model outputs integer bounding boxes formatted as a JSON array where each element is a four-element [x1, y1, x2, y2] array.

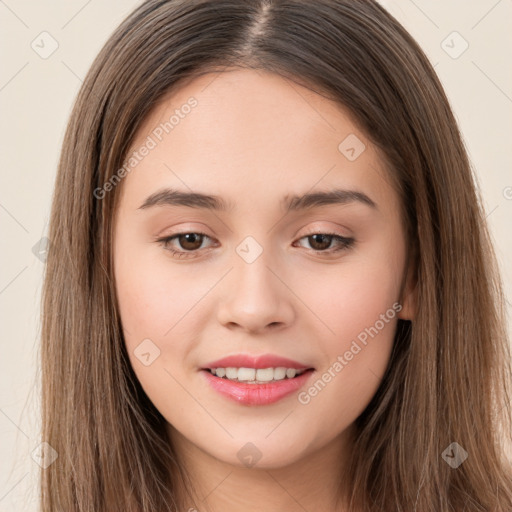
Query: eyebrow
[[138, 187, 377, 212]]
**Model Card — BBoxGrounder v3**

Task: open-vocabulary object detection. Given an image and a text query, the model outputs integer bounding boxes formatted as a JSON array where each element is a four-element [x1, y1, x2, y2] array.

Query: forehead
[[118, 68, 398, 216]]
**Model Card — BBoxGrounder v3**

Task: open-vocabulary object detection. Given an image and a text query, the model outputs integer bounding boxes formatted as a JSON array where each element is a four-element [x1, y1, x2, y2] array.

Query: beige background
[[1, 1, 511, 509]]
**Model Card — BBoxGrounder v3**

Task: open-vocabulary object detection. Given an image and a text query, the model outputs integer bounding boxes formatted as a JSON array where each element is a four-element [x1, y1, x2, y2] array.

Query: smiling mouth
[[202, 367, 315, 384]]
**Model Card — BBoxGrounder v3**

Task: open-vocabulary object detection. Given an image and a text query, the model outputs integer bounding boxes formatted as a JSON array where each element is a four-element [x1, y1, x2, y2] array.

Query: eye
[[155, 231, 355, 259], [293, 232, 355, 254], [156, 232, 213, 259]]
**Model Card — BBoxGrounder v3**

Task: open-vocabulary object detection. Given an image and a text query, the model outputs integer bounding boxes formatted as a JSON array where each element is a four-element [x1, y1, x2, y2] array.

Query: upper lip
[[202, 353, 314, 370]]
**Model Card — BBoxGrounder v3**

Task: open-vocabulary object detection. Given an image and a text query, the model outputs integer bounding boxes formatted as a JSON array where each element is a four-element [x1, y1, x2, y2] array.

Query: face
[[113, 68, 414, 470]]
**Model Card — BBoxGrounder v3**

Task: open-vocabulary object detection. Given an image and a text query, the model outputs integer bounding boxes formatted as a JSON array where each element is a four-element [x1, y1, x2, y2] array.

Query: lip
[[202, 353, 313, 371], [200, 368, 315, 406]]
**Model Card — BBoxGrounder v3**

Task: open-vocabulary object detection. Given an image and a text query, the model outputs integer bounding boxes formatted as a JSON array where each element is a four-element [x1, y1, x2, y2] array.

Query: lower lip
[[200, 369, 315, 406]]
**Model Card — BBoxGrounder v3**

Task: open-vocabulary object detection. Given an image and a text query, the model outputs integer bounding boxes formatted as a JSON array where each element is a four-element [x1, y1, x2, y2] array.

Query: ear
[[397, 259, 417, 321]]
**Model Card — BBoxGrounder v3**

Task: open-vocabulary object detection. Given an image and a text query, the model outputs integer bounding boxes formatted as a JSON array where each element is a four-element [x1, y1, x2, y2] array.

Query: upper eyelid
[[161, 228, 351, 240], [159, 220, 353, 238]]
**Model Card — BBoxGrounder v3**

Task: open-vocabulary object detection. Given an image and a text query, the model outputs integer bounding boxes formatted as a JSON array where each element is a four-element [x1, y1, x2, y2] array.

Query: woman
[[40, 1, 512, 510]]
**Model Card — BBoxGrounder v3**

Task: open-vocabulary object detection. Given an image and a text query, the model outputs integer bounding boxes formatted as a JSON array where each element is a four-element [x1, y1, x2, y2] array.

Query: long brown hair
[[40, 0, 512, 510]]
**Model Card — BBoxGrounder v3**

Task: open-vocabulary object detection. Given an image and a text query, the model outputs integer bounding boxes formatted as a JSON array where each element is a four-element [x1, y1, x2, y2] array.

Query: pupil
[[180, 233, 201, 250], [311, 234, 331, 250]]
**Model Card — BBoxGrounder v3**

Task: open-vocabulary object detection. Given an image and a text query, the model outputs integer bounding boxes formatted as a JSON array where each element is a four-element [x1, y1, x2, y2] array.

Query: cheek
[[114, 250, 205, 415], [114, 234, 190, 365], [312, 249, 403, 348], [114, 226, 203, 339], [294, 242, 404, 435], [115, 269, 171, 340]]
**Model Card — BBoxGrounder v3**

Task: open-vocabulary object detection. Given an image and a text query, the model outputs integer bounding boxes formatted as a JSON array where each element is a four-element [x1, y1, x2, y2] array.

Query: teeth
[[254, 368, 274, 382], [273, 367, 286, 380], [210, 366, 307, 383], [225, 367, 238, 379], [237, 367, 256, 381], [286, 368, 296, 379]]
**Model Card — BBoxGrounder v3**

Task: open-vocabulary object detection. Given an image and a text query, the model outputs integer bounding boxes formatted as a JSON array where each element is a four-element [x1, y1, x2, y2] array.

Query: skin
[[113, 68, 416, 512]]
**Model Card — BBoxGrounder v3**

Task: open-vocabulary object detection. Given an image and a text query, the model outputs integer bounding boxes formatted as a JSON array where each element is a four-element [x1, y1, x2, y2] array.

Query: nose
[[216, 248, 295, 334]]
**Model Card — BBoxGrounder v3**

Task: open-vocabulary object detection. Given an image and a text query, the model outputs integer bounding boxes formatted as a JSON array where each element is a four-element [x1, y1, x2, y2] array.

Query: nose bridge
[[216, 234, 294, 331], [232, 234, 280, 306]]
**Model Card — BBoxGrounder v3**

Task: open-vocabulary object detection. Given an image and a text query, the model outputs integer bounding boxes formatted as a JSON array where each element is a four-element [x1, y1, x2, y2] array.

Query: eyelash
[[155, 230, 355, 259]]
